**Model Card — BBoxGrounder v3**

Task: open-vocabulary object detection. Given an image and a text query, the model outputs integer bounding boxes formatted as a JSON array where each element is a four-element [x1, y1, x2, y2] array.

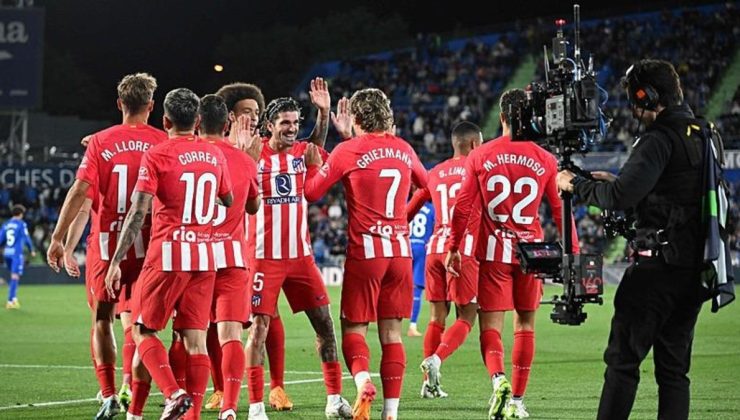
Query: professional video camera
[[512, 5, 608, 326]]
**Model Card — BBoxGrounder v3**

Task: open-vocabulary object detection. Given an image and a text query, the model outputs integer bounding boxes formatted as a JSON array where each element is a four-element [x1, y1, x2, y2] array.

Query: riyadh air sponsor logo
[[275, 174, 292, 196]]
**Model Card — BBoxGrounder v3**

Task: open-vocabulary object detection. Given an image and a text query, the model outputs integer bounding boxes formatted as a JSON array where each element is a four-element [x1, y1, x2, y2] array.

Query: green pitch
[[0, 284, 738, 419]]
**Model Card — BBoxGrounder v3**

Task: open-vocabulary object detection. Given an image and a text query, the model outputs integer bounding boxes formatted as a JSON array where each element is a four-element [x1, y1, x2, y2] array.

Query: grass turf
[[0, 283, 738, 419]]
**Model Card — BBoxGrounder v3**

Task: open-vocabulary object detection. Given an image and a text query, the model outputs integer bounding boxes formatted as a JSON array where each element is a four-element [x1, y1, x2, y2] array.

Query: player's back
[[426, 156, 481, 255], [137, 136, 230, 271], [78, 124, 167, 261], [1, 219, 26, 257], [334, 133, 424, 259], [469, 135, 558, 263], [209, 138, 257, 268]]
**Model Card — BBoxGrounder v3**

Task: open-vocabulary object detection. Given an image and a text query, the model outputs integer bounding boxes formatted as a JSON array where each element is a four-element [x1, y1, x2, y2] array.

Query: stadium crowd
[[4, 5, 738, 267]]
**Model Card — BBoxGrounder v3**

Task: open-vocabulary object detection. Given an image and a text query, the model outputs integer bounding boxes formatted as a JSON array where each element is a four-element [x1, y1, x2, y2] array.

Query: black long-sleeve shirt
[[573, 104, 705, 267], [573, 104, 695, 211]]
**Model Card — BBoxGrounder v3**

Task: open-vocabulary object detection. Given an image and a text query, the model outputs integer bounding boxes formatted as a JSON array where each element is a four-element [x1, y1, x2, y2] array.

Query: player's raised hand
[[63, 251, 80, 278], [309, 77, 330, 112], [331, 97, 352, 139], [104, 264, 122, 299], [80, 135, 92, 148], [235, 115, 262, 161], [445, 250, 462, 277], [46, 239, 65, 273], [305, 143, 323, 167]]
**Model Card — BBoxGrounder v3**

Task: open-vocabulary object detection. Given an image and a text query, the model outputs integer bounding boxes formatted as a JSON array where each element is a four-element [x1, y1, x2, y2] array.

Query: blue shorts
[[411, 245, 426, 288], [4, 256, 24, 276]]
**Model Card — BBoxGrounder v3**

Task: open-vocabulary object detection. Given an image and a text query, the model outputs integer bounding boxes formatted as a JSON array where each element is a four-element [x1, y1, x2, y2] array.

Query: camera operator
[[556, 59, 717, 420]]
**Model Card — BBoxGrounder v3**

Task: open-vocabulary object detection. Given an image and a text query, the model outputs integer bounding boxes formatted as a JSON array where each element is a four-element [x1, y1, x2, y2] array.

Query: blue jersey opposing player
[[408, 201, 435, 336], [1, 205, 35, 309]]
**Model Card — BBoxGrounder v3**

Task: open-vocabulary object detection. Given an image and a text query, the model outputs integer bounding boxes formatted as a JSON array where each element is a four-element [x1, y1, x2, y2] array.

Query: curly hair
[[215, 82, 266, 115], [262, 97, 302, 134], [349, 88, 393, 133], [117, 73, 157, 114], [499, 88, 527, 125]]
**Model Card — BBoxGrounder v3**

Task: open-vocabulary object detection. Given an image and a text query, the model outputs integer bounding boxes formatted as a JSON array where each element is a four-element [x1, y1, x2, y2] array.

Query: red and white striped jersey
[[406, 156, 481, 257], [305, 133, 428, 260], [207, 138, 259, 269], [247, 139, 328, 260], [76, 124, 167, 262], [448, 135, 578, 264], [135, 136, 233, 272]]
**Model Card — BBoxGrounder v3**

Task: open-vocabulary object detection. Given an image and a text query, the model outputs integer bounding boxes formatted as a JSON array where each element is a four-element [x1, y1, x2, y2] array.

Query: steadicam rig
[[513, 4, 606, 326]]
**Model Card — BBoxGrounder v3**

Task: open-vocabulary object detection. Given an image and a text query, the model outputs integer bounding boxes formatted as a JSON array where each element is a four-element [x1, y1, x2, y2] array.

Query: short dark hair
[[263, 97, 302, 132], [11, 204, 25, 217], [199, 94, 228, 135], [622, 59, 683, 107], [117, 73, 157, 114], [499, 89, 527, 125], [164, 88, 200, 130], [216, 82, 266, 114], [451, 121, 482, 141]]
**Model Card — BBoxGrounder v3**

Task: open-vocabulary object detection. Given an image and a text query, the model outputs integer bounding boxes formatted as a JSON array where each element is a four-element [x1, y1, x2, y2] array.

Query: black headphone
[[624, 63, 660, 111]]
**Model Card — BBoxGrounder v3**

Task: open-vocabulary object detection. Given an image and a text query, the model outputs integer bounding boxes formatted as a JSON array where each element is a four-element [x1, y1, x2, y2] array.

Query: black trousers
[[597, 257, 706, 420]]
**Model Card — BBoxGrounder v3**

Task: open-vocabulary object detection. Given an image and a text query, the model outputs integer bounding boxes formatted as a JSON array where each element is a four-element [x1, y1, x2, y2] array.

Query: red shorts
[[341, 257, 412, 323], [131, 266, 216, 331], [478, 261, 542, 312], [249, 256, 329, 316], [211, 267, 250, 325], [88, 255, 143, 315], [425, 253, 479, 306]]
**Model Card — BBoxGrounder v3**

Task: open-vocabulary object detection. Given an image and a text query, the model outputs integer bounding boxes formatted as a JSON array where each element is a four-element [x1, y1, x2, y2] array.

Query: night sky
[[35, 0, 716, 121]]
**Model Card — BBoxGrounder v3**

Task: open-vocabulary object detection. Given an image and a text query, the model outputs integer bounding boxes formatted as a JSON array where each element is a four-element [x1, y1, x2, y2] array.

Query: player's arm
[[406, 187, 431, 223], [246, 195, 261, 215], [562, 132, 672, 210], [62, 197, 92, 277], [245, 168, 261, 215], [22, 223, 35, 256], [0, 224, 7, 247], [306, 77, 330, 148], [410, 150, 429, 189], [104, 191, 153, 296], [545, 169, 580, 254], [445, 159, 478, 276], [303, 144, 345, 202], [47, 179, 91, 272]]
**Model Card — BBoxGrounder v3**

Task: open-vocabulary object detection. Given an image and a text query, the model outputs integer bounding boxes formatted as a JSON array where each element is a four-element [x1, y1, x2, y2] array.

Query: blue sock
[[8, 279, 18, 301], [410, 286, 424, 324]]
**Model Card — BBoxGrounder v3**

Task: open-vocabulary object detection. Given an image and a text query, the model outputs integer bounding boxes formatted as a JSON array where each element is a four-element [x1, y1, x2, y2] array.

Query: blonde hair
[[117, 72, 157, 113], [349, 88, 393, 133]]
